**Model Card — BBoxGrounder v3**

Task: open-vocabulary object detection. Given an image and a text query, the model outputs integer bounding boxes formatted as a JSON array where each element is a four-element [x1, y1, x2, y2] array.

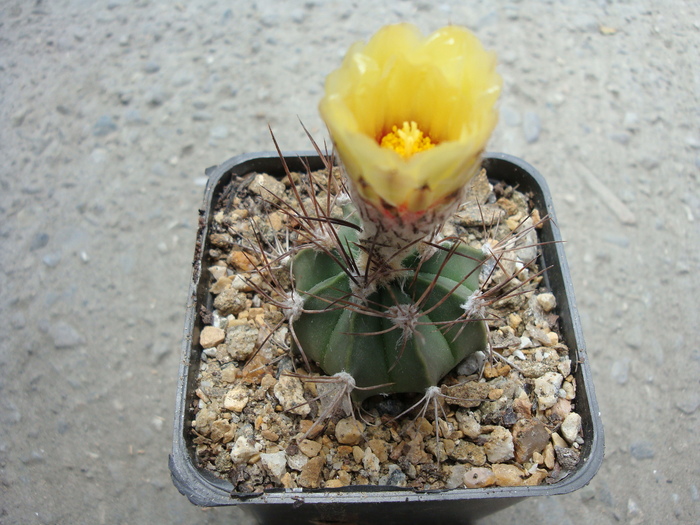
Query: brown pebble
[[261, 430, 279, 442], [512, 418, 550, 463], [368, 439, 390, 462], [492, 464, 527, 486], [483, 362, 511, 378], [463, 467, 496, 488], [200, 326, 225, 349], [324, 479, 346, 488], [298, 455, 325, 489], [228, 251, 258, 272], [335, 418, 364, 446], [298, 439, 323, 458]]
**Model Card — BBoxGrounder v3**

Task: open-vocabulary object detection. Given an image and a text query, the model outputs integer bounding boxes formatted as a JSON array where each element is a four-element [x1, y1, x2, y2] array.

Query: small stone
[[143, 61, 160, 73], [42, 252, 62, 267], [629, 440, 655, 460], [210, 419, 236, 443], [286, 453, 308, 471], [368, 439, 389, 462], [483, 426, 514, 463], [534, 372, 564, 410], [227, 251, 258, 272], [230, 436, 261, 465], [193, 407, 217, 434], [29, 232, 50, 251], [492, 464, 526, 486], [380, 464, 407, 487], [523, 111, 541, 143], [555, 446, 580, 470], [561, 413, 582, 444], [450, 441, 486, 465], [456, 350, 486, 376], [200, 326, 225, 349], [249, 173, 286, 199], [512, 418, 550, 463], [213, 287, 247, 316], [224, 324, 258, 361], [551, 432, 567, 449], [259, 451, 287, 480], [298, 455, 324, 488], [298, 439, 322, 458], [49, 321, 84, 349], [223, 385, 249, 413], [92, 115, 117, 137], [324, 479, 345, 488], [441, 381, 490, 408], [192, 111, 213, 121], [273, 375, 310, 416], [464, 467, 496, 488], [362, 448, 380, 475], [445, 464, 467, 489], [537, 293, 556, 312], [335, 418, 365, 445], [543, 443, 555, 469], [455, 412, 481, 439]]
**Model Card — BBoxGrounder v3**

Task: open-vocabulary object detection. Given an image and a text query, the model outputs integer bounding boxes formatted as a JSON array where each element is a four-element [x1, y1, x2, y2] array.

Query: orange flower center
[[380, 121, 435, 159]]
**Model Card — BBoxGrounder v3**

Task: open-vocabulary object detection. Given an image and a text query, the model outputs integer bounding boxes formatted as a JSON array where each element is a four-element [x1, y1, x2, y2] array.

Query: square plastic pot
[[170, 151, 604, 525]]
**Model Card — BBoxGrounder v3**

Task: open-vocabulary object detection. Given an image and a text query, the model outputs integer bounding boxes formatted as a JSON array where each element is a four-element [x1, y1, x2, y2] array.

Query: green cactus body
[[292, 218, 488, 402]]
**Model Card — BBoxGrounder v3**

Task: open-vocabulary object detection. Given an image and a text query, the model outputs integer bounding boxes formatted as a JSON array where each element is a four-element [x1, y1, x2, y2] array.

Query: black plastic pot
[[170, 151, 604, 525]]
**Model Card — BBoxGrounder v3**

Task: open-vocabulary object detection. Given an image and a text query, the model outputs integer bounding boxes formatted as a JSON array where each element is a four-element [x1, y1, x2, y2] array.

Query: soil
[[189, 166, 584, 493]]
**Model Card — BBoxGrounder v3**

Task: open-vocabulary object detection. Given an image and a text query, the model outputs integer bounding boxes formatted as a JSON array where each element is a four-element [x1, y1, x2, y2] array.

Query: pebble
[[143, 61, 160, 74], [192, 111, 213, 121], [523, 111, 541, 143], [29, 232, 50, 251], [483, 426, 514, 463], [49, 321, 84, 349], [445, 464, 467, 489], [492, 464, 526, 486], [273, 375, 310, 416], [512, 418, 550, 463], [223, 385, 249, 413], [450, 441, 486, 465], [214, 284, 246, 315], [561, 413, 582, 444], [455, 412, 481, 439], [92, 115, 117, 137], [380, 464, 407, 487], [335, 418, 365, 445], [298, 455, 324, 488], [456, 350, 486, 376], [249, 173, 287, 200], [298, 439, 322, 458], [199, 326, 225, 349], [259, 451, 287, 481], [629, 440, 655, 460], [555, 446, 580, 470], [536, 292, 556, 312], [463, 467, 497, 488], [230, 436, 261, 465], [42, 253, 62, 267], [441, 381, 489, 408], [534, 372, 564, 410], [224, 324, 258, 361]]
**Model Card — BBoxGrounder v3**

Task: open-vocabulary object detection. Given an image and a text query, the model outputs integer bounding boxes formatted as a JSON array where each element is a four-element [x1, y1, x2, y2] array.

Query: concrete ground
[[1, 1, 698, 524]]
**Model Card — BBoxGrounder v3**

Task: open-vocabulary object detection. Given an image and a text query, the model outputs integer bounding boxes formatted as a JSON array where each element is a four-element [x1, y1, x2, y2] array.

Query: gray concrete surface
[[1, 1, 698, 524]]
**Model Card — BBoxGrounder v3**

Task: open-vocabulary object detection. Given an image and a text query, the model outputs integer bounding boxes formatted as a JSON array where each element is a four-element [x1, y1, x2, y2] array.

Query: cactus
[[291, 207, 489, 401]]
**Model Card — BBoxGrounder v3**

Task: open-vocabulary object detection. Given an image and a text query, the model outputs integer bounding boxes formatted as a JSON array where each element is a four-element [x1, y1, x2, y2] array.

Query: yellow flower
[[319, 23, 501, 213]]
